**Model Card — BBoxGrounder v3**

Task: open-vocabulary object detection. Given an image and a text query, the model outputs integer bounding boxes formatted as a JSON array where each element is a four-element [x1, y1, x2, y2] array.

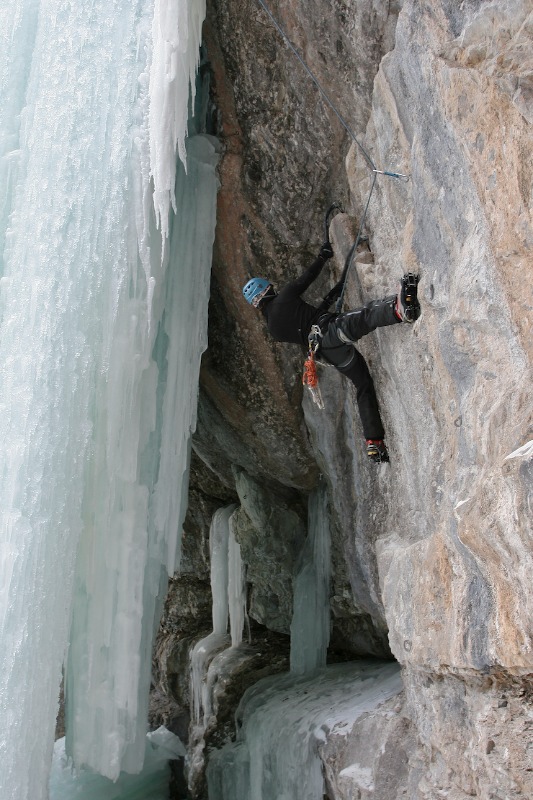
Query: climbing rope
[[254, 0, 409, 311], [254, 0, 409, 181], [255, 0, 376, 171]]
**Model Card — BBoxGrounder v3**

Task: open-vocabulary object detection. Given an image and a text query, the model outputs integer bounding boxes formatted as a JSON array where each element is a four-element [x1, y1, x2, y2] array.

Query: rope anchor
[[373, 169, 410, 182]]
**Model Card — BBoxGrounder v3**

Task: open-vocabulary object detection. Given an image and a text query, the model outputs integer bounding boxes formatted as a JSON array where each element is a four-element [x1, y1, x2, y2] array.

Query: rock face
[[152, 0, 533, 798]]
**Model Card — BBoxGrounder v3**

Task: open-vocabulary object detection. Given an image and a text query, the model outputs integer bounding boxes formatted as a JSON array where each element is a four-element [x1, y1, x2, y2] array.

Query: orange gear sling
[[303, 349, 319, 387], [302, 327, 324, 409]]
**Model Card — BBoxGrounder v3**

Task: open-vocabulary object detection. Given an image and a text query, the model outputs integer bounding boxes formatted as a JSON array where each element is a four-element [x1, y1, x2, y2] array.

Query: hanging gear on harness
[[303, 324, 324, 409]]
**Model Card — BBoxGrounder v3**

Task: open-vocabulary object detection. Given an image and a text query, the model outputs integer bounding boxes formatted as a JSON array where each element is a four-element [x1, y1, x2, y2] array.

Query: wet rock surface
[[152, 0, 533, 797]]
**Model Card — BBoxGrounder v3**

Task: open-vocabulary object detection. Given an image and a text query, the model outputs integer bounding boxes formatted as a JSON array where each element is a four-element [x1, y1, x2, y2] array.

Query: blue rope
[[254, 0, 409, 310], [255, 0, 376, 171]]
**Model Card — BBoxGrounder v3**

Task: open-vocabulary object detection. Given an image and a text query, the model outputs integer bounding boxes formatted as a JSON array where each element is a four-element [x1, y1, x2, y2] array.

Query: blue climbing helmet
[[242, 277, 274, 307]]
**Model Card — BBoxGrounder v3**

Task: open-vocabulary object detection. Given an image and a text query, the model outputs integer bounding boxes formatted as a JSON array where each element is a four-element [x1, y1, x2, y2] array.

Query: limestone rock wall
[[152, 1, 533, 797]]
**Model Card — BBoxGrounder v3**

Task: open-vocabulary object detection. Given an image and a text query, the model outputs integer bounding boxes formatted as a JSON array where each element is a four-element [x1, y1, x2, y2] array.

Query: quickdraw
[[303, 325, 324, 409]]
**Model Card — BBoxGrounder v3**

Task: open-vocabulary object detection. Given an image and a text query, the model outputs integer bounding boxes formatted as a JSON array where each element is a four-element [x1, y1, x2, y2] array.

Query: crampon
[[395, 273, 421, 322]]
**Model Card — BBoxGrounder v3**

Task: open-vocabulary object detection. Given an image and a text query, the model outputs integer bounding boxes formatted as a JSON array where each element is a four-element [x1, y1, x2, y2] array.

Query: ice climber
[[242, 242, 420, 464]]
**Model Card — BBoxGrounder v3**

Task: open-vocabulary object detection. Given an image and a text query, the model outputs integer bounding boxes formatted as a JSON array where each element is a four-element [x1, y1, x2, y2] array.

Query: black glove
[[319, 241, 334, 260]]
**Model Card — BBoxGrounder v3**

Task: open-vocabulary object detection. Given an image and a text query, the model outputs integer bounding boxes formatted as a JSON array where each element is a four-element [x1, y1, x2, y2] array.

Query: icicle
[[191, 632, 230, 726], [290, 483, 331, 675], [210, 506, 232, 634], [149, 0, 207, 236], [190, 505, 236, 725], [228, 514, 247, 648]]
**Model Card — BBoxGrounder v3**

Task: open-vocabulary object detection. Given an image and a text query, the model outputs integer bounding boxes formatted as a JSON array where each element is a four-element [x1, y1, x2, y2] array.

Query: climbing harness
[[303, 324, 325, 409], [254, 0, 410, 315]]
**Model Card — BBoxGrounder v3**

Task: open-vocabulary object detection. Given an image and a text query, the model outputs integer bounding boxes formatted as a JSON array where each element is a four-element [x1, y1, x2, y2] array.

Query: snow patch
[[505, 440, 533, 462], [339, 763, 375, 791]]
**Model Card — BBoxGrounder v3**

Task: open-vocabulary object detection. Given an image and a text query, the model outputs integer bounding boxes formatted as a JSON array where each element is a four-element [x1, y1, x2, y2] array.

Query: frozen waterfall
[[63, 131, 219, 781], [206, 486, 402, 800], [0, 0, 214, 797], [206, 661, 403, 800], [49, 728, 185, 800]]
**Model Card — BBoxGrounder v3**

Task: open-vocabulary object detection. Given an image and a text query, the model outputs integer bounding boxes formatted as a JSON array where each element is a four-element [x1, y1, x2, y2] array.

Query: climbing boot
[[366, 439, 390, 463], [395, 273, 421, 323]]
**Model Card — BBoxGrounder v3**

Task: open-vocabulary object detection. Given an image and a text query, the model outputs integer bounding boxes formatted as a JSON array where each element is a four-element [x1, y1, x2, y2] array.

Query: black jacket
[[261, 255, 329, 346]]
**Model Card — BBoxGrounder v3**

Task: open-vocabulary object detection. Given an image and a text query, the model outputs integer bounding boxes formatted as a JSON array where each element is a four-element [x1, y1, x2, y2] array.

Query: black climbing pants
[[318, 296, 400, 440]]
